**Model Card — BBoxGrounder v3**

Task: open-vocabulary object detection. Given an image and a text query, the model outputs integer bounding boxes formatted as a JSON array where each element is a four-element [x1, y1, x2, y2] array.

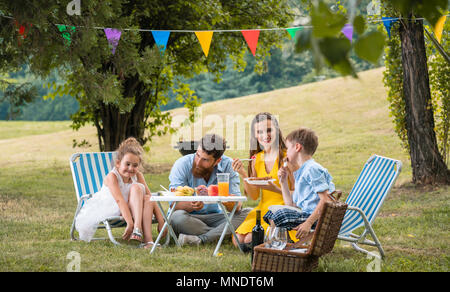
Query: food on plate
[[247, 176, 272, 181], [174, 186, 195, 196], [195, 185, 208, 196], [244, 176, 276, 185], [207, 185, 219, 196]]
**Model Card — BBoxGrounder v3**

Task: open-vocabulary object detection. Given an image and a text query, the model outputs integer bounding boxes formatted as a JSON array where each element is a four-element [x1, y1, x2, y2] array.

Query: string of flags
[[6, 14, 448, 57]]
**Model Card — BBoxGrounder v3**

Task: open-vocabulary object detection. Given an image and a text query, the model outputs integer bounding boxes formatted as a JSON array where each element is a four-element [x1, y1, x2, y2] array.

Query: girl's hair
[[248, 112, 286, 177], [116, 137, 144, 163]]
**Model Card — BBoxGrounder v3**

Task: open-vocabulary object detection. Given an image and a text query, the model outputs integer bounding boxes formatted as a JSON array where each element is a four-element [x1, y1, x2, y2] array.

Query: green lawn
[[0, 68, 448, 271]]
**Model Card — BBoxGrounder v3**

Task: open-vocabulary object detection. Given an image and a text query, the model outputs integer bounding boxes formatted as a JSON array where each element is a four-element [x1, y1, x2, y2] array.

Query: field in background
[[0, 68, 448, 271]]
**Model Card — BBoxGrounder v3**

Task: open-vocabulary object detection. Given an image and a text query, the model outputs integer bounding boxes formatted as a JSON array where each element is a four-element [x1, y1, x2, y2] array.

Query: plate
[[244, 178, 276, 185]]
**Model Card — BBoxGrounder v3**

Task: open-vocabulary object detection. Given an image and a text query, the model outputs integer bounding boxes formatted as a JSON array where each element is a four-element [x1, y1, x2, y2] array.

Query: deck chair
[[338, 154, 402, 259], [69, 152, 159, 246]]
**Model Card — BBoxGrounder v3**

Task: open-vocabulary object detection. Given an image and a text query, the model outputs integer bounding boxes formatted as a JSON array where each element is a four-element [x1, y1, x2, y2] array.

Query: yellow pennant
[[434, 15, 447, 43], [195, 31, 214, 57]]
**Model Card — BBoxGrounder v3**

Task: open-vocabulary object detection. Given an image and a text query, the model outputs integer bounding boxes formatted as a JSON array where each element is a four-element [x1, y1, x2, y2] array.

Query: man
[[169, 134, 250, 246]]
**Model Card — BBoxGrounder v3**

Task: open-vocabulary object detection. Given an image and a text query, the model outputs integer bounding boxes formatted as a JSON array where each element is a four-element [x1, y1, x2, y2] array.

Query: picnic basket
[[252, 193, 347, 272]]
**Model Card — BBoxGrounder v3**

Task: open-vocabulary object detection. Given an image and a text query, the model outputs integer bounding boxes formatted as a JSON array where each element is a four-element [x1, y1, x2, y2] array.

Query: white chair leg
[[103, 220, 121, 246]]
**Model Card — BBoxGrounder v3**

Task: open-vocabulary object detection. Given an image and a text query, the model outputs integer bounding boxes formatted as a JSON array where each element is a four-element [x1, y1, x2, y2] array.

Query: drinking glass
[[217, 173, 230, 196], [264, 225, 275, 248], [270, 227, 288, 250]]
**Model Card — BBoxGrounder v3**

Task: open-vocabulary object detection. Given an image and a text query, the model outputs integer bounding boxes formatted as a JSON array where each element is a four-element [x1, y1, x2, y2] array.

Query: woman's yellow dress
[[236, 151, 297, 241]]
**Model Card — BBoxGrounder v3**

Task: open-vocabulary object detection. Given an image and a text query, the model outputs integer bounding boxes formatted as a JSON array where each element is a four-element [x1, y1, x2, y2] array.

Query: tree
[[292, 0, 449, 185], [399, 16, 449, 184], [0, 75, 38, 120], [381, 0, 449, 184], [0, 0, 293, 150]]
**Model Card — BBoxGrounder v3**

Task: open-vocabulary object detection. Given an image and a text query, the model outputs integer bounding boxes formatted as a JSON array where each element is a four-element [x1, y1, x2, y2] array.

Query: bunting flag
[[341, 24, 353, 42], [104, 28, 122, 55], [434, 15, 447, 43], [241, 30, 260, 56], [381, 17, 397, 38], [57, 24, 76, 46], [5, 13, 444, 60], [286, 27, 303, 39], [15, 21, 32, 46], [195, 31, 214, 57], [151, 31, 171, 53]]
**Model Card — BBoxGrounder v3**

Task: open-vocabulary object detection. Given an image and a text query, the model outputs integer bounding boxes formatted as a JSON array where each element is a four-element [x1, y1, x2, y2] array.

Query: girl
[[232, 112, 295, 250], [75, 137, 165, 249]]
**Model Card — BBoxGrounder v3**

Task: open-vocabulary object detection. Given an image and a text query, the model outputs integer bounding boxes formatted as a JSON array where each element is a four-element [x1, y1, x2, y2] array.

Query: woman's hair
[[286, 127, 318, 155], [248, 112, 286, 177], [116, 137, 144, 163]]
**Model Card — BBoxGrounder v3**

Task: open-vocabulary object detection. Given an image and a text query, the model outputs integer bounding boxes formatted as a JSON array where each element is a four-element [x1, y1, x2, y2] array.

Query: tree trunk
[[399, 17, 450, 184], [95, 89, 149, 151], [96, 104, 146, 151]]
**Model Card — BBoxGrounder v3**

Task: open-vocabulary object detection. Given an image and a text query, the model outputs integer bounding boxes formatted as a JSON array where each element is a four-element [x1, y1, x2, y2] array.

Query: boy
[[263, 127, 335, 242]]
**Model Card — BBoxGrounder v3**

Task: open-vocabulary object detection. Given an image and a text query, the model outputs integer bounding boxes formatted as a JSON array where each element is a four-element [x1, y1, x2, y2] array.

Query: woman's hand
[[232, 158, 247, 177], [122, 222, 134, 240], [259, 180, 282, 193]]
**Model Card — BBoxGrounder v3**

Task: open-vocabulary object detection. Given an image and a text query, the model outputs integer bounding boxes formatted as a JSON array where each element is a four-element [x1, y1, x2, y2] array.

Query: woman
[[232, 112, 295, 250]]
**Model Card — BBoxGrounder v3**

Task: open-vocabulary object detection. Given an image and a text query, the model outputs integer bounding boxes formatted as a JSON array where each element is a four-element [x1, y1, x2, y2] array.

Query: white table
[[150, 193, 247, 256]]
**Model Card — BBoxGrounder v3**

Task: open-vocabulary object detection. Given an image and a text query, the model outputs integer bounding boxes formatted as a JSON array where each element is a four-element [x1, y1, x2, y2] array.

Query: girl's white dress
[[75, 167, 145, 242]]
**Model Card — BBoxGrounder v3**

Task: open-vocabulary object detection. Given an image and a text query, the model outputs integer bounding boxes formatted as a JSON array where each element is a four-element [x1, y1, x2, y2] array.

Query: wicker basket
[[252, 198, 347, 272]]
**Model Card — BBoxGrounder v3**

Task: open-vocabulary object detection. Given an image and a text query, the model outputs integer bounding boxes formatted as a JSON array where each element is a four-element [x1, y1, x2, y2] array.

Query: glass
[[264, 226, 287, 250], [217, 173, 230, 196], [264, 225, 274, 248]]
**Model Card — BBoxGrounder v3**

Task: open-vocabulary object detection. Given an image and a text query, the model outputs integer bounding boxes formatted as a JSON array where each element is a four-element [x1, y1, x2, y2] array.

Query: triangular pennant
[[104, 28, 122, 55], [57, 24, 76, 46], [15, 21, 32, 46], [341, 24, 353, 42], [151, 31, 171, 53], [381, 17, 397, 38], [286, 27, 303, 40], [195, 31, 214, 57], [434, 15, 447, 43], [241, 30, 260, 56]]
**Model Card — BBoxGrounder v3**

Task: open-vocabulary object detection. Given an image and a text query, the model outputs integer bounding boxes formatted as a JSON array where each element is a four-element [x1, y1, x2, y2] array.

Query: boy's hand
[[278, 166, 288, 184], [295, 221, 312, 239]]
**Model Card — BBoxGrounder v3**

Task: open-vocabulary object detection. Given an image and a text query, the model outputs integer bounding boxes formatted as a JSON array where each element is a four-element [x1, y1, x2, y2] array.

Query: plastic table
[[150, 193, 247, 256]]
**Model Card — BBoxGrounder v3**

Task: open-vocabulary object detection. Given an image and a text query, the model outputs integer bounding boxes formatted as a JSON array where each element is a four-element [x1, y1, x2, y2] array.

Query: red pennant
[[15, 20, 32, 46], [241, 30, 260, 56]]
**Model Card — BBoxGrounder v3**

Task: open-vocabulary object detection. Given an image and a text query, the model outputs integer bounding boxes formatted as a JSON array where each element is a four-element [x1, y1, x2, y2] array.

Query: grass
[[0, 68, 449, 272]]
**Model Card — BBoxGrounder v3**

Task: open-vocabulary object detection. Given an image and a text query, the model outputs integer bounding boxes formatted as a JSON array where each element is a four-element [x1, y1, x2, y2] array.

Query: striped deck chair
[[69, 152, 157, 246], [337, 155, 402, 259]]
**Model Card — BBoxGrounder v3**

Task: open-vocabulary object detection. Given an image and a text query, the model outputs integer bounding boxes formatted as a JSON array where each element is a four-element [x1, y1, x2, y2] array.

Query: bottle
[[251, 209, 265, 263]]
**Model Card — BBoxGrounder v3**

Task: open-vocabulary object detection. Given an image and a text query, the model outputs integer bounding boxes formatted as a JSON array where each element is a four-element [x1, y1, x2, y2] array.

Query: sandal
[[130, 227, 143, 243], [140, 241, 161, 249]]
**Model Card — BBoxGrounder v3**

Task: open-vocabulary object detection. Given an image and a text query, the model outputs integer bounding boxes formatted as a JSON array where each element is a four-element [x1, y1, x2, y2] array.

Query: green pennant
[[286, 27, 303, 40], [57, 25, 76, 46]]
